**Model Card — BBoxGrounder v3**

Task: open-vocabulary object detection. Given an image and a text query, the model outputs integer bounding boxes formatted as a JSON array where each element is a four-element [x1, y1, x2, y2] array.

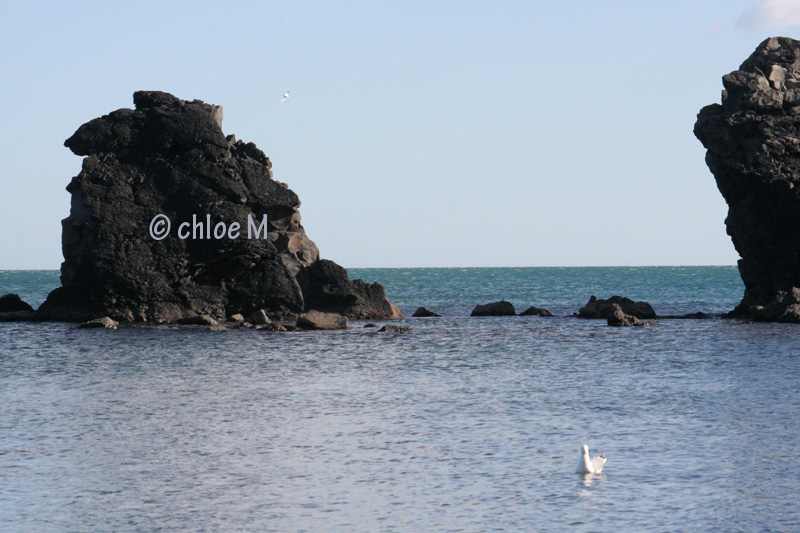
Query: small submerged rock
[[471, 301, 516, 316], [519, 306, 552, 317], [412, 307, 440, 317]]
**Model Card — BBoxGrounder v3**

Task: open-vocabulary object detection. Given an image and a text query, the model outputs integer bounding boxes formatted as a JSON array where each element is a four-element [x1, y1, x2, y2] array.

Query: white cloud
[[737, 0, 800, 31]]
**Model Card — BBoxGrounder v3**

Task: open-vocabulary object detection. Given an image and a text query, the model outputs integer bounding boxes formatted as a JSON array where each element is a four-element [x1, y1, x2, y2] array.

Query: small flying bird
[[281, 90, 290, 102], [576, 444, 606, 474]]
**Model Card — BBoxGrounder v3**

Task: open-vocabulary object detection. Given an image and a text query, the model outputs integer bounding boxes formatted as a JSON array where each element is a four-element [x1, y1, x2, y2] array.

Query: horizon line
[[0, 264, 740, 272]]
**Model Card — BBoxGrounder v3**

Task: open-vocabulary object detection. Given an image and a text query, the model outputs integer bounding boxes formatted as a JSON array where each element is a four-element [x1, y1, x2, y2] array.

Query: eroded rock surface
[[578, 296, 655, 319], [607, 304, 657, 327], [695, 37, 800, 319], [38, 91, 401, 323]]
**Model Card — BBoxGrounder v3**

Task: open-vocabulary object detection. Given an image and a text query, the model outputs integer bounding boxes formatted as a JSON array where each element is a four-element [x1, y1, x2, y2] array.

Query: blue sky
[[2, 0, 799, 268]]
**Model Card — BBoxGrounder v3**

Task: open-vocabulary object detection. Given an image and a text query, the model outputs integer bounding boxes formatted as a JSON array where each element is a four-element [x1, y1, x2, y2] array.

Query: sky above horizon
[[2, 0, 800, 269]]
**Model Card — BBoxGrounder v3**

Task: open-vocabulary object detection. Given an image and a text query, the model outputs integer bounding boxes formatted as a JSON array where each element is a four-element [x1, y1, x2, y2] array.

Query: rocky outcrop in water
[[695, 37, 800, 320], [471, 301, 516, 316], [412, 307, 440, 317], [38, 91, 402, 323], [0, 294, 35, 322], [577, 296, 655, 319], [0, 294, 33, 313], [520, 306, 552, 317]]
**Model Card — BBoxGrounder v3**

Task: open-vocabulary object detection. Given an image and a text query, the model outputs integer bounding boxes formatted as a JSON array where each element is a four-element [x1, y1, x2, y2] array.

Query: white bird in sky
[[281, 90, 290, 102], [576, 445, 606, 474]]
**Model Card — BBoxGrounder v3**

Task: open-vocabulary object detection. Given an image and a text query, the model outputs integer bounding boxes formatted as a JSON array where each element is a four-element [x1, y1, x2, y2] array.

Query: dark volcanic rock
[[695, 37, 800, 319], [303, 260, 403, 320], [578, 295, 655, 319], [37, 91, 401, 323], [0, 294, 34, 313], [246, 309, 271, 325], [471, 300, 516, 316], [412, 306, 440, 317], [748, 287, 800, 322], [520, 306, 553, 317], [607, 304, 657, 327]]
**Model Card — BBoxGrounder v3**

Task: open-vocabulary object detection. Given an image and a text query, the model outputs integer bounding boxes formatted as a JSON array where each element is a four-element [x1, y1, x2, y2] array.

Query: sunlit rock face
[[695, 37, 800, 322], [39, 91, 402, 323]]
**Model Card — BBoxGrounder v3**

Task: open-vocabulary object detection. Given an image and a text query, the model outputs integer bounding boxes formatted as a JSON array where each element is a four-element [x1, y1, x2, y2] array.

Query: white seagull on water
[[281, 90, 290, 102], [576, 445, 606, 474]]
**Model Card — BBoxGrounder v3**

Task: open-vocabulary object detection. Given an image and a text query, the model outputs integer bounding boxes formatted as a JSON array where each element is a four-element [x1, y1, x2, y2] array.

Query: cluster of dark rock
[[19, 91, 401, 325], [576, 296, 655, 320], [411, 301, 554, 318], [0, 289, 728, 330], [468, 301, 552, 316], [411, 296, 676, 327], [695, 37, 800, 323]]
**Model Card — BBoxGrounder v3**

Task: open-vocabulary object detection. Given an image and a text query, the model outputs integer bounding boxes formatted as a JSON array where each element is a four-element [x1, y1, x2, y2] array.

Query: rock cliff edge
[[695, 37, 800, 322]]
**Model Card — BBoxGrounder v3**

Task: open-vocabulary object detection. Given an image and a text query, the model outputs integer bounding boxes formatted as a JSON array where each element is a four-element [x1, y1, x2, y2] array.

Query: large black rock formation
[[39, 91, 402, 323], [695, 37, 800, 321]]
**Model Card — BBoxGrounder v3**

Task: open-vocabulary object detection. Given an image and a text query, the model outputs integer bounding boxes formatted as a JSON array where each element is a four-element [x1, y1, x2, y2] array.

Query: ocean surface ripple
[[1, 267, 799, 531]]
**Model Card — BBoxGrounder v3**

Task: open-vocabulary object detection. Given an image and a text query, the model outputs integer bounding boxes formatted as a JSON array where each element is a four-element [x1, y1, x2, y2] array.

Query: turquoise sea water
[[0, 266, 746, 316], [2, 267, 800, 531]]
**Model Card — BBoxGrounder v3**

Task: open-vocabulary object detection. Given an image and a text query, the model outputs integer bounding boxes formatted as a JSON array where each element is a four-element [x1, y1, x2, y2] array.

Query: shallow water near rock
[[2, 267, 800, 530]]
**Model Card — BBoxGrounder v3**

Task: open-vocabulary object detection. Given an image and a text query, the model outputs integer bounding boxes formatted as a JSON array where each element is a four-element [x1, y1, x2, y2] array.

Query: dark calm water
[[2, 267, 800, 531]]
